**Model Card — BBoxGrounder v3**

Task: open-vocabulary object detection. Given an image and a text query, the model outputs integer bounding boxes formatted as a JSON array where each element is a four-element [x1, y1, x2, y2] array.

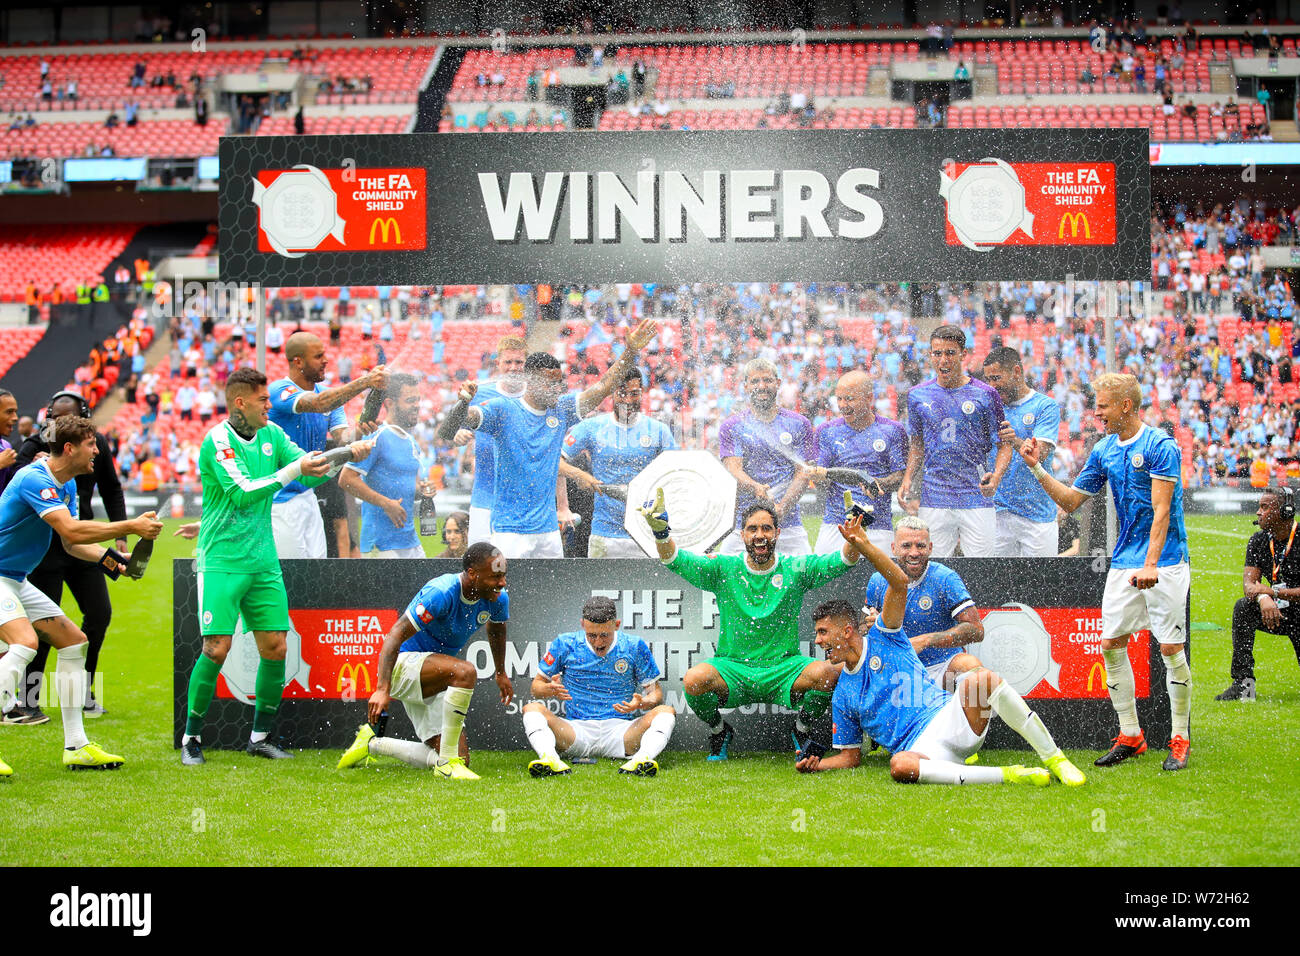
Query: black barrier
[[218, 129, 1149, 284], [173, 557, 1181, 753]]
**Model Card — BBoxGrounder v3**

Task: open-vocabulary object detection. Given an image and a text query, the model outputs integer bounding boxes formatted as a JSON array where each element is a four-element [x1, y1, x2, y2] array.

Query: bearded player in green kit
[[640, 488, 865, 760], [180, 368, 371, 765]]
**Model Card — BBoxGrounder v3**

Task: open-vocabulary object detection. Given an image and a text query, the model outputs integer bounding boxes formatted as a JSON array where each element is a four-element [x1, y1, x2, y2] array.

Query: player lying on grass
[[795, 518, 1086, 786], [640, 489, 863, 761], [523, 595, 675, 778], [336, 542, 513, 780], [0, 415, 162, 776]]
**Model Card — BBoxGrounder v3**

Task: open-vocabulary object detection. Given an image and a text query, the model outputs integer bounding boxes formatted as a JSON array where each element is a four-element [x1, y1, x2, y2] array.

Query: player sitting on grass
[[523, 595, 674, 778], [795, 518, 1086, 787], [640, 488, 863, 761], [336, 542, 513, 780]]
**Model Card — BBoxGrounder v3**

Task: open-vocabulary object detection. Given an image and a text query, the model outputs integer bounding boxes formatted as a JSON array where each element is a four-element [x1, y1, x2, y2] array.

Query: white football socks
[[629, 711, 675, 763], [440, 686, 474, 760], [55, 643, 90, 750], [917, 759, 1004, 785], [523, 709, 559, 762], [1102, 646, 1141, 736], [369, 737, 439, 768], [0, 643, 36, 711], [987, 681, 1059, 762], [1164, 649, 1192, 738]]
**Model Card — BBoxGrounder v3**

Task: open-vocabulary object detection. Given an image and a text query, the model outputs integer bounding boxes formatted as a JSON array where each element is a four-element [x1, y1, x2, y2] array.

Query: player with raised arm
[[899, 325, 1012, 557], [796, 520, 1085, 787], [0, 415, 162, 775], [640, 488, 862, 760], [268, 331, 388, 558], [522, 596, 675, 777], [437, 319, 658, 559], [453, 335, 527, 545], [560, 368, 677, 558], [338, 373, 433, 558], [181, 368, 371, 766], [807, 369, 907, 555], [336, 542, 513, 780], [1017, 372, 1192, 771], [982, 346, 1063, 557], [718, 358, 816, 556], [861, 515, 984, 694]]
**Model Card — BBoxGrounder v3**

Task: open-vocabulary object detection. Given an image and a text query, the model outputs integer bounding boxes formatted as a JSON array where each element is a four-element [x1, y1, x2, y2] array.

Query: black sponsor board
[[173, 556, 1181, 752], [219, 128, 1149, 284]]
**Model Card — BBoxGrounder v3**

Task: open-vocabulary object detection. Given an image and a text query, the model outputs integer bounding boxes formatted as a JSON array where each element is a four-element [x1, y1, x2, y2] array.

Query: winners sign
[[219, 129, 1149, 284]]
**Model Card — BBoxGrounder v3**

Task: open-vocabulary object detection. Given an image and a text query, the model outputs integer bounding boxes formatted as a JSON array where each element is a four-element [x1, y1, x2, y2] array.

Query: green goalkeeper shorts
[[197, 569, 290, 636], [705, 655, 817, 710]]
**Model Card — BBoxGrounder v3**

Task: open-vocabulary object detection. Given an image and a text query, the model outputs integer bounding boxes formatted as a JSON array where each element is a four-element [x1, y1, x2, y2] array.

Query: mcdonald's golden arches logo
[[1086, 661, 1107, 691], [1058, 212, 1091, 239], [369, 217, 402, 245], [338, 661, 373, 694]]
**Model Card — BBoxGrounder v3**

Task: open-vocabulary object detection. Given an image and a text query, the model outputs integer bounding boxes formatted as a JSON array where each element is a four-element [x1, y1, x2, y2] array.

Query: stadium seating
[[0, 326, 46, 379], [0, 118, 223, 160], [254, 113, 413, 136], [0, 223, 136, 301], [947, 102, 1267, 141]]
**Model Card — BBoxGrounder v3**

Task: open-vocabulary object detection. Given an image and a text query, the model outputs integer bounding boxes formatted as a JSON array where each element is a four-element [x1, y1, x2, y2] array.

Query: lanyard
[[1270, 522, 1297, 583]]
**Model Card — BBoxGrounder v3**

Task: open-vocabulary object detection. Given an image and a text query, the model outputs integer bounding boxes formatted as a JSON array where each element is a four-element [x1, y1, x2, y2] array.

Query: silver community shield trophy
[[623, 450, 738, 558]]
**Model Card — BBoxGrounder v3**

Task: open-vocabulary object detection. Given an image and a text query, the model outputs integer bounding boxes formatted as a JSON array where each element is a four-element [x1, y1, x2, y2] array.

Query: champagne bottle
[[418, 493, 438, 537], [124, 535, 154, 580]]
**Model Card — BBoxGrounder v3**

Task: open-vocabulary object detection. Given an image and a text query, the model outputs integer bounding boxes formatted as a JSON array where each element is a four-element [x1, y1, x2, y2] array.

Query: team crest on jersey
[[872, 439, 887, 452], [546, 416, 559, 429], [202, 610, 213, 627], [1023, 413, 1036, 425], [868, 655, 883, 672], [416, 604, 433, 624], [614, 659, 629, 674], [477, 611, 490, 624], [917, 595, 933, 611], [39, 487, 59, 501], [772, 573, 783, 588], [260, 442, 272, 456], [779, 432, 793, 445], [961, 401, 976, 415], [1131, 453, 1145, 469], [1, 598, 16, 613], [639, 434, 652, 447]]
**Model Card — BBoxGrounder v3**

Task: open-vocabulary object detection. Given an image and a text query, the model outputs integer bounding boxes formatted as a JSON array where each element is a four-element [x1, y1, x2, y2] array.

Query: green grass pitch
[[1, 514, 1297, 866]]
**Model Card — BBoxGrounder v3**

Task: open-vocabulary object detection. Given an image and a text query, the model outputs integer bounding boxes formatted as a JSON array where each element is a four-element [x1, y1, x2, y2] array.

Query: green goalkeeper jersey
[[196, 419, 328, 573], [664, 547, 858, 663]]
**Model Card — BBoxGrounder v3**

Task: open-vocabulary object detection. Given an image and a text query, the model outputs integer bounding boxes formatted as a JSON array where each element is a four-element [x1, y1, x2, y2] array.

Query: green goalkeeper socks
[[798, 689, 832, 720], [185, 653, 223, 737], [252, 657, 287, 734], [685, 691, 722, 730]]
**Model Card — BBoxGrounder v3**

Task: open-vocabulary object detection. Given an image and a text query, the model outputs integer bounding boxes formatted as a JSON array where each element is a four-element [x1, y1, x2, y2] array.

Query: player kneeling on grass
[[795, 519, 1086, 787], [0, 415, 162, 776], [523, 595, 674, 778], [336, 542, 513, 780]]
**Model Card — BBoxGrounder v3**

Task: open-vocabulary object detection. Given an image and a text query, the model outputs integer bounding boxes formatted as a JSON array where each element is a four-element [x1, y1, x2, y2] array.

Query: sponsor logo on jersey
[[543, 651, 555, 666], [1131, 453, 1144, 469], [961, 401, 976, 415], [280, 387, 295, 400], [614, 659, 629, 674], [39, 487, 59, 500], [873, 438, 887, 452], [219, 447, 236, 461], [918, 595, 933, 611], [564, 433, 576, 446], [416, 604, 433, 624]]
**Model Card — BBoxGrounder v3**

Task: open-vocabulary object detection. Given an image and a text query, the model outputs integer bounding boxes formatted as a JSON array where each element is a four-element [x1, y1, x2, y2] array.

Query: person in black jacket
[[4, 392, 127, 723]]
